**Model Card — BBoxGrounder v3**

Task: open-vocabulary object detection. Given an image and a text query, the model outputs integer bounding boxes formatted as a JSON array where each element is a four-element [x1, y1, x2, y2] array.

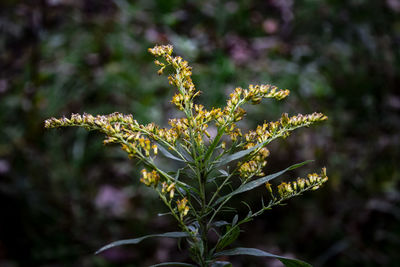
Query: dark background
[[1, 0, 399, 266]]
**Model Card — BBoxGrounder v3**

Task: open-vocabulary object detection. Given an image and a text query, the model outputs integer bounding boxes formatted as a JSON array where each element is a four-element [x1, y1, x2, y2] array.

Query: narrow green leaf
[[158, 144, 185, 162], [216, 225, 240, 251], [212, 221, 230, 228], [188, 221, 200, 233], [199, 239, 205, 257], [149, 262, 197, 267], [213, 160, 313, 206], [174, 168, 181, 180], [216, 142, 264, 167], [214, 247, 312, 267], [247, 210, 252, 217], [178, 144, 193, 162], [157, 212, 172, 217], [149, 262, 196, 267], [95, 232, 189, 254], [219, 169, 229, 176], [241, 201, 253, 217], [232, 214, 238, 226]]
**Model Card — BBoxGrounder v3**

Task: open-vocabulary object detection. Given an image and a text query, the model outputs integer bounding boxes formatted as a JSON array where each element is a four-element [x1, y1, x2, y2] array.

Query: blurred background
[[1, 0, 399, 266]]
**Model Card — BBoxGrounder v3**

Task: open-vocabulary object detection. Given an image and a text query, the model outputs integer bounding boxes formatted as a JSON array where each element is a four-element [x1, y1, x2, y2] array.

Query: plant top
[[45, 44, 328, 267]]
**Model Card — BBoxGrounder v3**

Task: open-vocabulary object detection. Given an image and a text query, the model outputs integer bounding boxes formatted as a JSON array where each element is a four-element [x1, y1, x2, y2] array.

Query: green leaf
[[95, 232, 189, 254], [212, 221, 230, 228], [158, 144, 185, 162], [214, 247, 312, 267], [213, 160, 313, 206], [178, 143, 194, 162], [232, 214, 238, 226], [157, 212, 173, 217], [211, 261, 233, 267], [216, 142, 264, 167], [174, 168, 182, 181], [219, 169, 229, 176], [149, 262, 197, 267], [216, 225, 240, 251]]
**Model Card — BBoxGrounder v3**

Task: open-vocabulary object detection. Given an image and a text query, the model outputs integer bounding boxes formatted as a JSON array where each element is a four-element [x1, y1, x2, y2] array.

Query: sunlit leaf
[[214, 247, 312, 267], [178, 143, 194, 162], [95, 232, 189, 254], [232, 214, 238, 226], [158, 144, 185, 162], [216, 142, 265, 167], [219, 169, 229, 176], [213, 160, 313, 206]]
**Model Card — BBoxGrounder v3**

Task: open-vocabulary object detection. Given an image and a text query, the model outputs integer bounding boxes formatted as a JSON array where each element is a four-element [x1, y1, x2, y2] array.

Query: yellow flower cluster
[[161, 182, 176, 199], [168, 118, 190, 138], [44, 112, 136, 130], [148, 45, 198, 111], [280, 112, 328, 127], [194, 104, 223, 134], [176, 197, 189, 218], [156, 128, 179, 145], [227, 125, 243, 142], [247, 84, 290, 102], [45, 108, 214, 157], [238, 146, 270, 179], [207, 85, 290, 143], [45, 112, 162, 158], [269, 168, 328, 199], [148, 45, 173, 57], [140, 169, 160, 187], [166, 104, 225, 145], [223, 85, 289, 121], [245, 112, 328, 144]]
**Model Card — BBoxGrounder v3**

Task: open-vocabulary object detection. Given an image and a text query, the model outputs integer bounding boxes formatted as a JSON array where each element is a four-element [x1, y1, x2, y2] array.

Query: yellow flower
[[140, 169, 160, 187], [176, 198, 189, 217]]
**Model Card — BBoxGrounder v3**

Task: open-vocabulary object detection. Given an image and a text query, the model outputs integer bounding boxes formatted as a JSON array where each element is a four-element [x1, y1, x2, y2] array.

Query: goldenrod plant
[[45, 45, 328, 267]]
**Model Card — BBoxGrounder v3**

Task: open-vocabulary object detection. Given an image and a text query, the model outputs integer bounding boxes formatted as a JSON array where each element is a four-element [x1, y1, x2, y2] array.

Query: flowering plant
[[45, 45, 328, 267]]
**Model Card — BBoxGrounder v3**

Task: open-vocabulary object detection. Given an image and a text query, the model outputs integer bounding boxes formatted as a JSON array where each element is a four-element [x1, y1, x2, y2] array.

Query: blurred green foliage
[[1, 0, 399, 266]]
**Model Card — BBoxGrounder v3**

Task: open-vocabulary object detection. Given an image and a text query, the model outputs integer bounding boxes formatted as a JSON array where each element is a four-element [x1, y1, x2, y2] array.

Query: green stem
[[203, 126, 225, 165], [198, 174, 209, 266], [157, 190, 190, 232]]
